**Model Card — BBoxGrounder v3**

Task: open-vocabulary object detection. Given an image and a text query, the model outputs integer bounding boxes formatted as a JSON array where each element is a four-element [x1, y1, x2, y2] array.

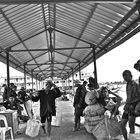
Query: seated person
[[97, 86, 122, 118], [17, 87, 30, 103], [0, 95, 25, 122]]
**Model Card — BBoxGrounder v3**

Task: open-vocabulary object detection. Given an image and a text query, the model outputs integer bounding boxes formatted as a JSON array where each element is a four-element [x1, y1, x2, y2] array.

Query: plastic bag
[[25, 119, 41, 137], [51, 112, 62, 127]]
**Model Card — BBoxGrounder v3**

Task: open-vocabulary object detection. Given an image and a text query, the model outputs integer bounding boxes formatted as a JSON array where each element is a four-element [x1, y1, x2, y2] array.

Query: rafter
[[0, 0, 134, 4], [10, 47, 91, 52], [60, 3, 98, 75]]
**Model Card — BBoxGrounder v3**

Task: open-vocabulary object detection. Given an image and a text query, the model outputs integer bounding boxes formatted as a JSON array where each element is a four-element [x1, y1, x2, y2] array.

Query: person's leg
[[120, 112, 128, 140], [41, 115, 47, 134], [77, 117, 81, 130], [120, 119, 128, 140], [77, 108, 84, 130], [73, 107, 80, 131], [129, 115, 136, 134], [46, 113, 52, 139]]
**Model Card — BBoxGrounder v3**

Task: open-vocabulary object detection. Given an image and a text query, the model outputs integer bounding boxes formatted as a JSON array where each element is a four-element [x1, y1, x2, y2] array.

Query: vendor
[[17, 87, 30, 103], [0, 95, 23, 115]]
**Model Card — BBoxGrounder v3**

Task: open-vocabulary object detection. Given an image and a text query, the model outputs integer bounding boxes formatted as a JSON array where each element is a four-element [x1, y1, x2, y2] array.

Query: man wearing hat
[[32, 80, 61, 140]]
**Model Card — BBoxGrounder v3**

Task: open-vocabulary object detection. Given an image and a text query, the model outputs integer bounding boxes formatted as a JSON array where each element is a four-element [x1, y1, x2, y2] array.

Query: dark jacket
[[73, 85, 87, 109], [18, 90, 29, 103], [0, 98, 23, 115], [32, 88, 61, 117]]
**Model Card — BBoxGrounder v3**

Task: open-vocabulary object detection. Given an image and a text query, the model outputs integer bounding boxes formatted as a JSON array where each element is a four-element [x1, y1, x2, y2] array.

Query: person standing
[[32, 80, 61, 140], [120, 70, 140, 140], [73, 80, 88, 131], [2, 84, 8, 102]]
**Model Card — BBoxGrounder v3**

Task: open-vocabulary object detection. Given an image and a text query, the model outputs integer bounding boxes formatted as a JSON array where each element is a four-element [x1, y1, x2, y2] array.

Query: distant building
[[0, 76, 36, 90], [74, 71, 93, 81], [0, 70, 93, 91]]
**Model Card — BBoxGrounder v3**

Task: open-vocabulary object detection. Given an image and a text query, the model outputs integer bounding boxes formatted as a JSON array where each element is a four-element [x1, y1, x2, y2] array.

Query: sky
[[0, 32, 140, 83], [83, 32, 140, 83]]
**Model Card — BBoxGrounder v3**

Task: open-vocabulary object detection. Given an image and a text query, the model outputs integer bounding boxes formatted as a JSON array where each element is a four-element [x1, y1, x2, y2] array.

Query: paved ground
[[7, 100, 96, 140]]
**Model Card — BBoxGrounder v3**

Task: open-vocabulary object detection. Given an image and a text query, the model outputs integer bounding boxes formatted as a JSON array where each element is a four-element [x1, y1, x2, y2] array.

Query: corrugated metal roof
[[0, 0, 139, 80]]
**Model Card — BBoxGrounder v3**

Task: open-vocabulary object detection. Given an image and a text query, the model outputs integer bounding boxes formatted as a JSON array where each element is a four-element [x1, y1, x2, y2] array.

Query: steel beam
[[95, 4, 138, 49], [10, 47, 91, 52], [26, 62, 78, 65], [0, 0, 134, 4]]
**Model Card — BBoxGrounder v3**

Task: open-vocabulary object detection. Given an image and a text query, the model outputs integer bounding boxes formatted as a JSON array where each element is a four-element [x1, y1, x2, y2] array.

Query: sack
[[84, 123, 95, 133], [129, 133, 140, 140], [107, 118, 122, 137], [85, 90, 97, 105], [51, 113, 62, 127], [92, 118, 122, 140], [25, 119, 41, 137], [92, 119, 107, 140], [84, 104, 105, 116], [104, 116, 121, 139], [85, 115, 104, 123]]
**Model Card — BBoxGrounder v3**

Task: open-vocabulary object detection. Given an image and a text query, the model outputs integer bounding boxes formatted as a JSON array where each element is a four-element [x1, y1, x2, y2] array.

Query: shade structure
[[0, 0, 139, 80]]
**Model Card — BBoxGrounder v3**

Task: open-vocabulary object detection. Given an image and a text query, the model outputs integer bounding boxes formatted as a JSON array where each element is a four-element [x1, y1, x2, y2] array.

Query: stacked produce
[[84, 89, 105, 133]]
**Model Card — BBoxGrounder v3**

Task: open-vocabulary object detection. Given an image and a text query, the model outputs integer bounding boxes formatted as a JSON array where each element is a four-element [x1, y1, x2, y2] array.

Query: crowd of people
[[73, 69, 140, 140], [0, 83, 32, 124], [0, 66, 140, 140], [0, 81, 62, 140]]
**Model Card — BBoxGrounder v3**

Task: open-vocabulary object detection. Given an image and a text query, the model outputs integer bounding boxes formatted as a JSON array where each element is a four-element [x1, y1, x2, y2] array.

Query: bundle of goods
[[92, 113, 122, 140], [84, 89, 105, 133]]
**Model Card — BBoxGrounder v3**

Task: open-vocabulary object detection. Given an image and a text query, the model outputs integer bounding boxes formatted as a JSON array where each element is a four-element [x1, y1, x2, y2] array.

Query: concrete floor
[[7, 100, 95, 140]]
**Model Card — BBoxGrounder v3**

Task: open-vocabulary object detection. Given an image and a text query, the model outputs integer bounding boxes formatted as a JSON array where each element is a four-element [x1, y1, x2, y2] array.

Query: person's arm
[[0, 101, 8, 109], [0, 102, 7, 107], [73, 87, 80, 107], [52, 85, 62, 98], [108, 90, 122, 101], [31, 91, 40, 102]]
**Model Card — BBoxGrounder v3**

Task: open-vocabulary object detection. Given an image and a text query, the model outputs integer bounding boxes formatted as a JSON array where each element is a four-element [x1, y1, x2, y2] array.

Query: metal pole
[[24, 64, 26, 90], [79, 62, 81, 80], [92, 45, 98, 88], [72, 68, 74, 93], [31, 70, 34, 92], [36, 74, 38, 90], [6, 52, 10, 88]]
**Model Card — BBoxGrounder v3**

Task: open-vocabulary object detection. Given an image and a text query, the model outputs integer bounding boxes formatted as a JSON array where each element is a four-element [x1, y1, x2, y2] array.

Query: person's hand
[[32, 92, 38, 97], [52, 84, 57, 88], [124, 104, 129, 112]]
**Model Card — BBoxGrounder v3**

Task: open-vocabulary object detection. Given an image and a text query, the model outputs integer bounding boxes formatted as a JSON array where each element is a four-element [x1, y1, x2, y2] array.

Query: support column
[[72, 68, 74, 94], [79, 62, 81, 81], [6, 52, 10, 88], [24, 65, 26, 90], [36, 74, 38, 90], [31, 70, 34, 92], [67, 72, 70, 89], [92, 45, 98, 89], [39, 78, 41, 90], [136, 0, 140, 18]]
